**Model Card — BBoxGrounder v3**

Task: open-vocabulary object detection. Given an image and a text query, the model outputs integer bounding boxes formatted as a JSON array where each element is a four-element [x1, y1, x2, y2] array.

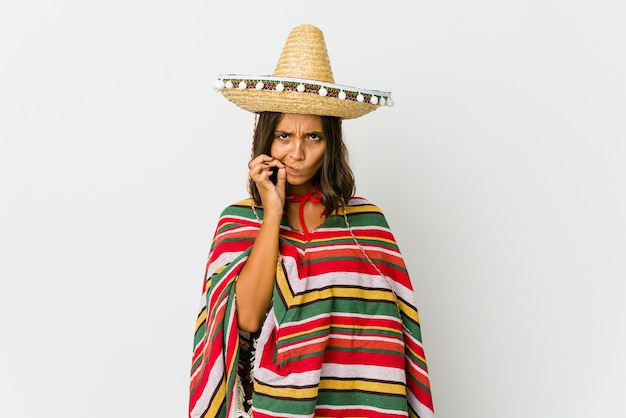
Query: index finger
[[248, 154, 271, 168]]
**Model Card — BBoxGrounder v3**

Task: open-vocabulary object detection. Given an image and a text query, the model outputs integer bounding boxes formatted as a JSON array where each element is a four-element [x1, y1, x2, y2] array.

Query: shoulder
[[219, 198, 255, 213], [207, 199, 260, 257], [216, 198, 260, 225], [340, 196, 390, 228], [343, 196, 385, 215]]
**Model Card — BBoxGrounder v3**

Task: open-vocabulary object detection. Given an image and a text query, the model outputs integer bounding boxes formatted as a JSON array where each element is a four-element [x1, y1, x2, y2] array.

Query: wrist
[[260, 211, 283, 227]]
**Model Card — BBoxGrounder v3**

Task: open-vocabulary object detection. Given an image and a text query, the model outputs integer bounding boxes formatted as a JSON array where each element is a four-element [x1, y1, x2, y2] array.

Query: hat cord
[[341, 206, 412, 335]]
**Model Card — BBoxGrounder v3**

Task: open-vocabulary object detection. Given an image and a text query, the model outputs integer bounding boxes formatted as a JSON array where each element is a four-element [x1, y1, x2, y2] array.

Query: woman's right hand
[[237, 155, 286, 332], [248, 154, 286, 220]]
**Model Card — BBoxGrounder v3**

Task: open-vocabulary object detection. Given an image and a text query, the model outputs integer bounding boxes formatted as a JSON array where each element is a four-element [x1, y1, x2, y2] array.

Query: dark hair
[[248, 112, 355, 216]]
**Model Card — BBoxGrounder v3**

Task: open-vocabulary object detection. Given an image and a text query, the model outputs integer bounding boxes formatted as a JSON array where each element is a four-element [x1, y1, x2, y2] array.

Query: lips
[[285, 165, 298, 174]]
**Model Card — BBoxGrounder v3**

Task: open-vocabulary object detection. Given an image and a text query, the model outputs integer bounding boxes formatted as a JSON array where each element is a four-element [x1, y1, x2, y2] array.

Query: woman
[[190, 24, 434, 418]]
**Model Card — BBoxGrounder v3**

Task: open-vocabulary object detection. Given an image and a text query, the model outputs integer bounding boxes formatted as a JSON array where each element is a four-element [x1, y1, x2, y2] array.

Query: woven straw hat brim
[[222, 88, 377, 119], [218, 76, 391, 119]]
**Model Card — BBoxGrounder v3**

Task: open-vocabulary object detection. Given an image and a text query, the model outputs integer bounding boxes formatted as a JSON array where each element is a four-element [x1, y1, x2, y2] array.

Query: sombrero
[[213, 24, 393, 120]]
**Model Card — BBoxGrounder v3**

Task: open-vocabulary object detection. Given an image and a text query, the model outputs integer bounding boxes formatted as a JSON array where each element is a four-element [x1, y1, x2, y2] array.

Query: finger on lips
[[250, 157, 284, 170]]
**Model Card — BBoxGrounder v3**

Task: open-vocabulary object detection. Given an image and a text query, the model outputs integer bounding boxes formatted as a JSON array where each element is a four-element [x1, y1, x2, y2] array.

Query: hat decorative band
[[214, 75, 393, 107]]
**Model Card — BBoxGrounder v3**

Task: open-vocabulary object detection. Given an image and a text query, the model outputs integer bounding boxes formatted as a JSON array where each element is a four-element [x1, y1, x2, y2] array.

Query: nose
[[289, 139, 304, 160]]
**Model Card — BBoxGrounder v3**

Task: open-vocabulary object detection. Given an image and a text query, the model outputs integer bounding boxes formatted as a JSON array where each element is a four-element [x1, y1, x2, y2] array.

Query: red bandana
[[286, 190, 324, 241]]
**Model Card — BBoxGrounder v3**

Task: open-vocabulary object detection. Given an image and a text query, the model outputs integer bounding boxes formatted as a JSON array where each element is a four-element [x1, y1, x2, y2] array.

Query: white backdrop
[[1, 1, 625, 417]]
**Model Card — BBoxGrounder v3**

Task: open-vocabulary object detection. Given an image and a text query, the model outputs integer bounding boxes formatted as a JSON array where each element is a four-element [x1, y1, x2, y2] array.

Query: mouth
[[285, 165, 298, 174]]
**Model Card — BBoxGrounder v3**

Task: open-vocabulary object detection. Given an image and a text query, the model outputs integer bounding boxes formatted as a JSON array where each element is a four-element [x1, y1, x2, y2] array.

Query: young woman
[[190, 24, 435, 418]]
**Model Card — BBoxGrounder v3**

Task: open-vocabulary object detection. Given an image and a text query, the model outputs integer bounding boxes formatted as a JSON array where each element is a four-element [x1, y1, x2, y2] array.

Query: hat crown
[[272, 24, 335, 83]]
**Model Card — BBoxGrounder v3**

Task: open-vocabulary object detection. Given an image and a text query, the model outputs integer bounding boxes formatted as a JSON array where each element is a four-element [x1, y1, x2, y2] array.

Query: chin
[[286, 176, 303, 185], [286, 177, 315, 191]]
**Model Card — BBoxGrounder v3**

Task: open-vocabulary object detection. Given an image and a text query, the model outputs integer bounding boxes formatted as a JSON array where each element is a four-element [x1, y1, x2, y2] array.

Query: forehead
[[276, 114, 323, 131]]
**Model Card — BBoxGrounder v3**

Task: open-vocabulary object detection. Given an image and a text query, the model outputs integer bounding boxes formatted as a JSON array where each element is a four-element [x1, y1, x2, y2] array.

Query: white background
[[1, 1, 625, 417]]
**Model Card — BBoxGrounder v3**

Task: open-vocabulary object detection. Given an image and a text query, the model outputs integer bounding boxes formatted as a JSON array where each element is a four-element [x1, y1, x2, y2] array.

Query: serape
[[190, 197, 434, 418]]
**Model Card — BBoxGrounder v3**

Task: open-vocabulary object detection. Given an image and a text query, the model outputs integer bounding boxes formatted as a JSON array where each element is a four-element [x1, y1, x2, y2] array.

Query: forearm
[[235, 217, 281, 332]]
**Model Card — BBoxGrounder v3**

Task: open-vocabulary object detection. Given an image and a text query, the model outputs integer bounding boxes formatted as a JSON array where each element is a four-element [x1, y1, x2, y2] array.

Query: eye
[[276, 133, 289, 140], [309, 133, 322, 141]]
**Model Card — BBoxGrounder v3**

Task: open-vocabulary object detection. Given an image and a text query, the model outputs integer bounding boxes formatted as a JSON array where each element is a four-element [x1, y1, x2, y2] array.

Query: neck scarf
[[286, 190, 324, 241]]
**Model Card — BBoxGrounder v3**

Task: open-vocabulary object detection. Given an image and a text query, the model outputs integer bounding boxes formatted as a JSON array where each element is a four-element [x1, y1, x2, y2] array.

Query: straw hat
[[213, 24, 393, 120]]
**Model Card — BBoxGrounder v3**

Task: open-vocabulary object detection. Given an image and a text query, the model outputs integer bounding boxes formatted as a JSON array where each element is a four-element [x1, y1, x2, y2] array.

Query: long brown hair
[[248, 112, 355, 216]]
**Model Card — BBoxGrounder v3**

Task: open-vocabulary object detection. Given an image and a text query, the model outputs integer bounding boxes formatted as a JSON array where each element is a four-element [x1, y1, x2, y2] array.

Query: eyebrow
[[274, 130, 324, 136]]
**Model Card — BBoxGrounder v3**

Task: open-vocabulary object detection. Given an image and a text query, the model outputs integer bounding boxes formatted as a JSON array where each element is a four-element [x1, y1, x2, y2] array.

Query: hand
[[248, 155, 286, 220]]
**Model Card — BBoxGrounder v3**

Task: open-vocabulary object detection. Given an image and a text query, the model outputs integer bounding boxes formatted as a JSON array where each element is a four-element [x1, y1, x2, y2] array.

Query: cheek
[[314, 158, 325, 172], [314, 147, 326, 168], [270, 141, 286, 159]]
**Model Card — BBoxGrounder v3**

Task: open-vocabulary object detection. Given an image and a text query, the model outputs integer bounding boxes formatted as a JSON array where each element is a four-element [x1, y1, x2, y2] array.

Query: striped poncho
[[190, 197, 434, 418]]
